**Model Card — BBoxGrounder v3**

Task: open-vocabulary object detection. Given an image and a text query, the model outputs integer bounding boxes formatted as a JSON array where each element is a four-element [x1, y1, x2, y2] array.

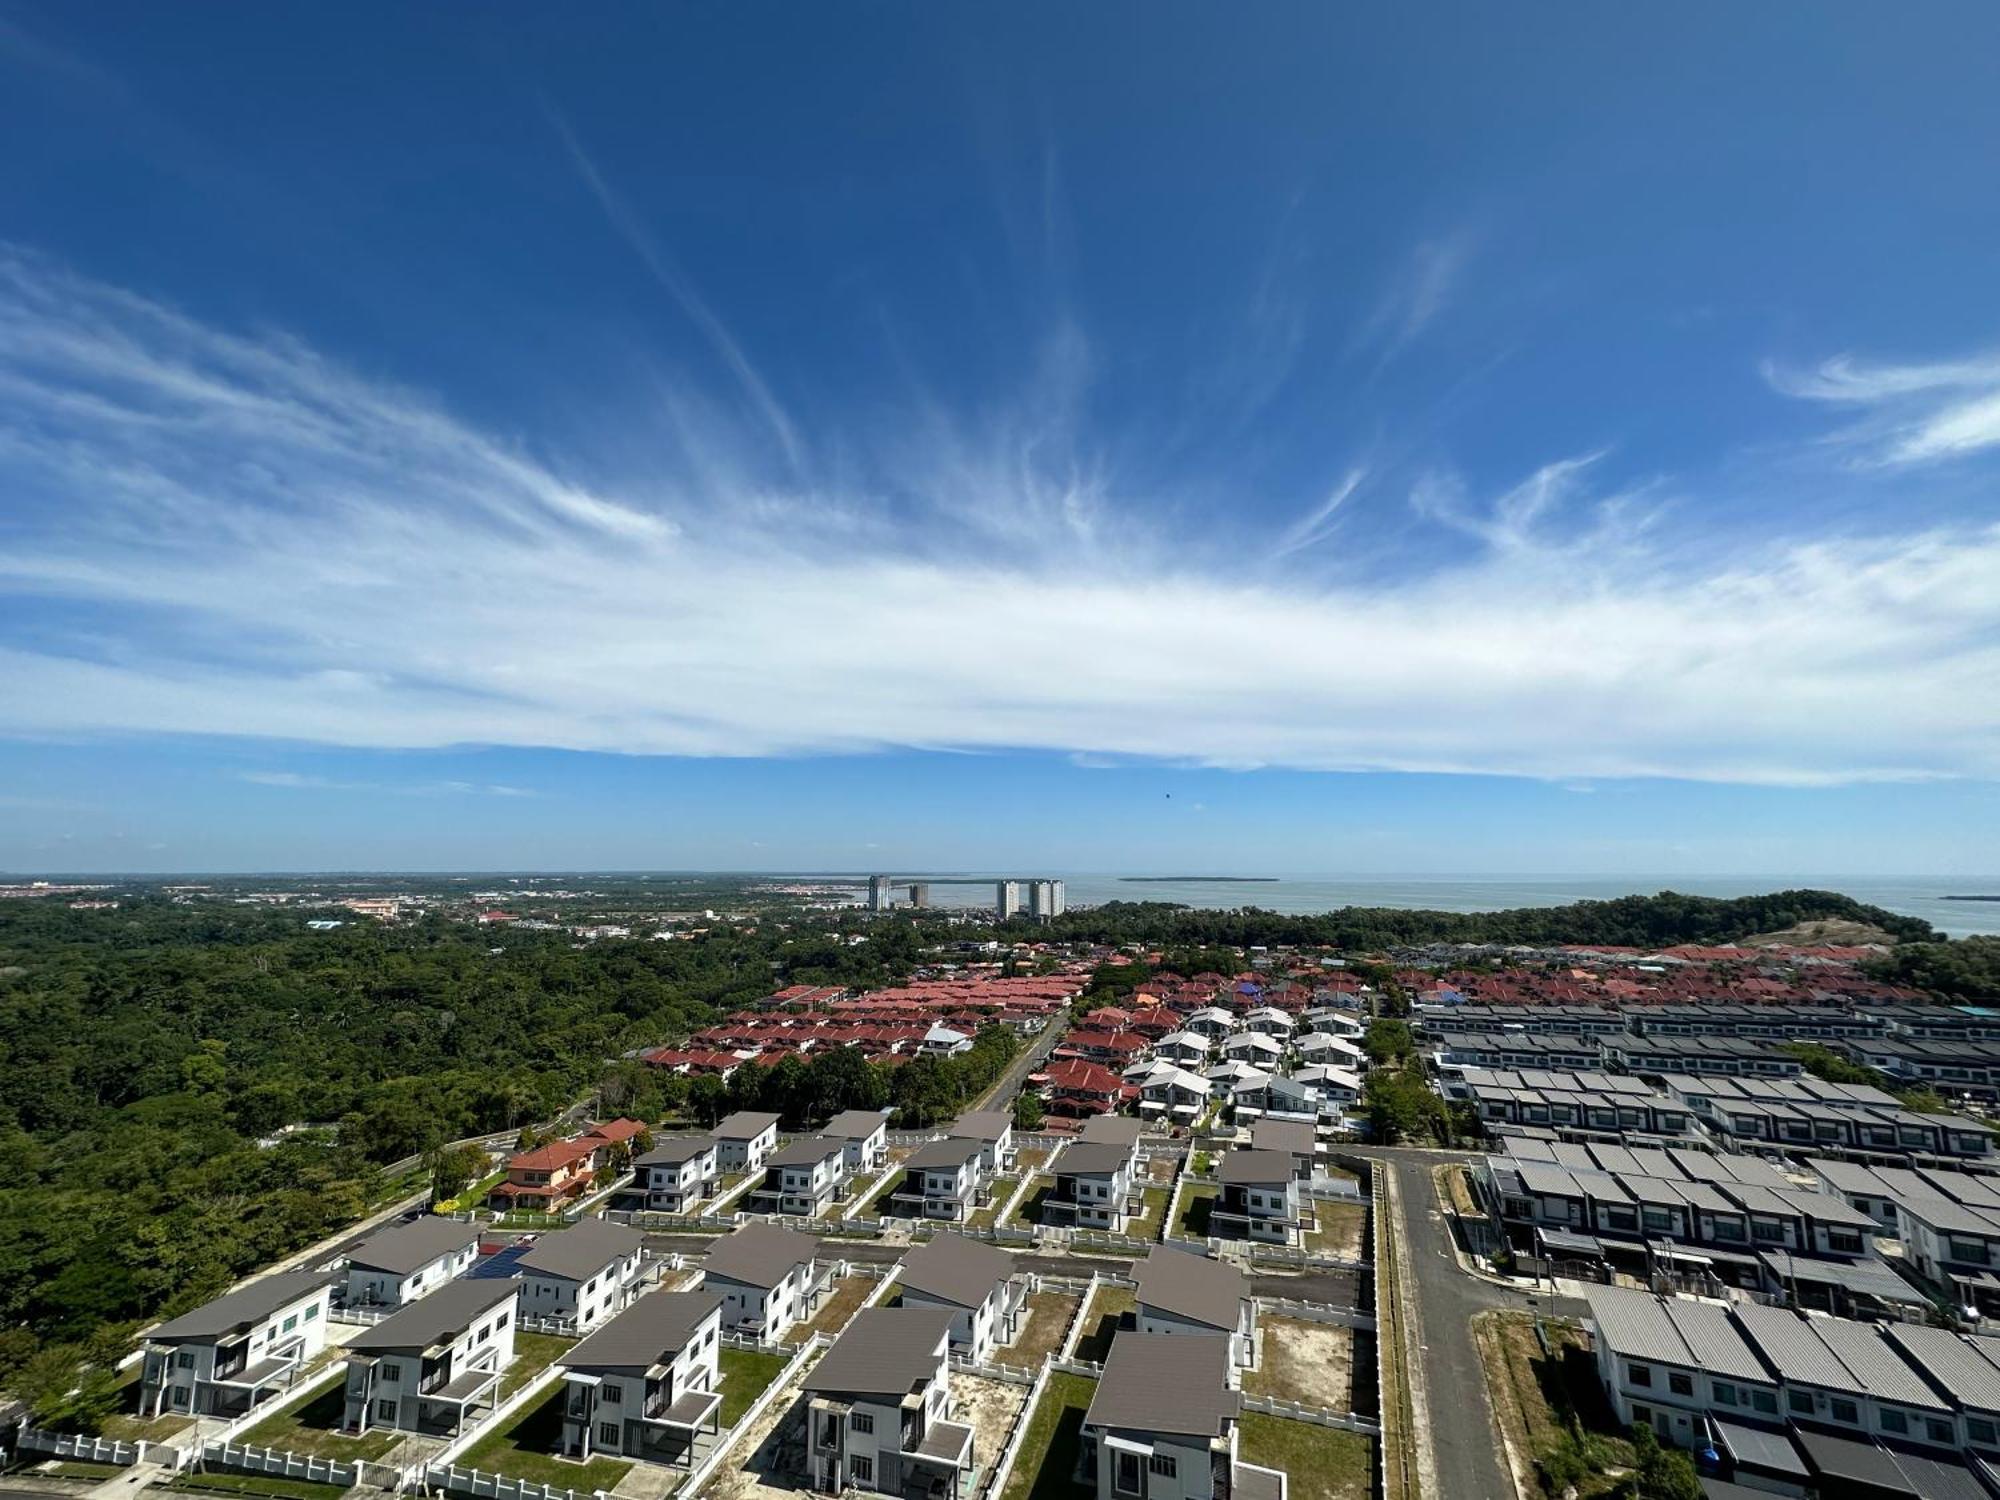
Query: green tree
[[1013, 1092, 1046, 1131], [1629, 1422, 1702, 1500]]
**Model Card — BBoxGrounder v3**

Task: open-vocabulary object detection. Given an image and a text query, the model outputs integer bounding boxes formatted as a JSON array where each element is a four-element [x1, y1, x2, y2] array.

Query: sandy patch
[[1246, 1316, 1355, 1411], [950, 1373, 1030, 1472]]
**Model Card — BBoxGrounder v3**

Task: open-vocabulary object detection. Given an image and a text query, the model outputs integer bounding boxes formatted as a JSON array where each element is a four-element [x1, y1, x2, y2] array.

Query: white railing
[[16, 1428, 160, 1470], [427, 1463, 606, 1500], [428, 1363, 566, 1474], [1056, 1273, 1103, 1362], [952, 1355, 1037, 1386], [1240, 1392, 1381, 1435], [200, 1440, 363, 1489], [1253, 1296, 1376, 1331], [977, 1359, 1054, 1500]]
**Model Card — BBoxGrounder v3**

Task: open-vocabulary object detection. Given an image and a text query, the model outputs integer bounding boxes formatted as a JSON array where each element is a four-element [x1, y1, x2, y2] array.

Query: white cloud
[[2, 254, 2000, 788], [1768, 351, 2000, 465]]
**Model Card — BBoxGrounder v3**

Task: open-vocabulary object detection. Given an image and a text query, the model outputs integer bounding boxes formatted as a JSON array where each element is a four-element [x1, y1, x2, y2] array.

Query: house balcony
[[900, 1418, 974, 1470]]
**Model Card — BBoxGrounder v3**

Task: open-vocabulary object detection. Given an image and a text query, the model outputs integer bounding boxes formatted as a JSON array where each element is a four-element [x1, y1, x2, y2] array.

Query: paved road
[[975, 1015, 1067, 1112]]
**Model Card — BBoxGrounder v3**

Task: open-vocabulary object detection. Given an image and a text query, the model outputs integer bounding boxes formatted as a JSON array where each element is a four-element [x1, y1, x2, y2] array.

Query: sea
[[838, 875, 2000, 938]]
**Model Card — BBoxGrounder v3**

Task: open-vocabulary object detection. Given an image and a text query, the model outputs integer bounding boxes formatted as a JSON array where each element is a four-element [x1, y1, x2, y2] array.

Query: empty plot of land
[[997, 1290, 1081, 1367], [718, 1347, 789, 1425], [702, 1368, 815, 1500], [1008, 1175, 1056, 1228], [1237, 1413, 1371, 1500], [1308, 1203, 1367, 1260], [997, 1371, 1094, 1500], [1174, 1182, 1218, 1240], [1145, 1155, 1179, 1183], [1070, 1285, 1133, 1365], [238, 1378, 400, 1462], [1245, 1317, 1354, 1411], [952, 1373, 1030, 1478], [781, 1275, 872, 1345]]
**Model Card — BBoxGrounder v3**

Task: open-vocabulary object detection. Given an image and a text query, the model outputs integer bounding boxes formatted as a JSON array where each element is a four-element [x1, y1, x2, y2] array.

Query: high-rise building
[[1030, 879, 1067, 919], [1046, 879, 1066, 917], [994, 880, 1021, 920], [907, 883, 931, 908], [867, 875, 891, 911]]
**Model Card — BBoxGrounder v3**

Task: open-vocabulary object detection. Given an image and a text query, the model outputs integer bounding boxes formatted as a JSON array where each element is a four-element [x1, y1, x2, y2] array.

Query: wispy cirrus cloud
[[1767, 351, 2000, 465], [238, 771, 535, 797], [3, 251, 2000, 788]]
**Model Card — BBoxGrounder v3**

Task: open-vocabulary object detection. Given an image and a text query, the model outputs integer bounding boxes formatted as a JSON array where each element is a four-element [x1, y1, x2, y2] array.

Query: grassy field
[[460, 1386, 632, 1492], [1127, 1187, 1169, 1240], [1237, 1414, 1372, 1500], [999, 1291, 1081, 1367], [433, 1165, 507, 1214], [166, 1473, 350, 1500], [850, 1170, 906, 1221], [718, 1347, 789, 1425], [1070, 1285, 1134, 1365], [1475, 1312, 1633, 1499], [502, 1332, 576, 1397], [1007, 1175, 1056, 1228], [1308, 1202, 1368, 1258], [998, 1373, 1097, 1500], [238, 1380, 400, 1462], [1173, 1182, 1218, 1239], [99, 1363, 199, 1443]]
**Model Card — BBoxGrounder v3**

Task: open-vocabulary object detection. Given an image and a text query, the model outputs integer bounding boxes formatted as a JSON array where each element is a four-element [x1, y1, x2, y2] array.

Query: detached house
[[489, 1137, 597, 1213], [636, 1135, 719, 1213], [803, 1308, 975, 1500], [895, 1233, 1025, 1363], [557, 1290, 725, 1465], [1249, 1121, 1316, 1180], [1211, 1150, 1309, 1247], [515, 1218, 647, 1332], [1154, 1033, 1212, 1069], [344, 1219, 482, 1308], [341, 1279, 519, 1438], [701, 1223, 825, 1342], [714, 1112, 782, 1172], [950, 1110, 1017, 1175], [1139, 1066, 1209, 1126], [825, 1110, 891, 1174], [1044, 1059, 1128, 1119], [1221, 1034, 1285, 1069], [749, 1136, 847, 1217], [1079, 1332, 1285, 1500], [1134, 1248, 1254, 1372], [890, 1137, 986, 1223], [141, 1271, 331, 1420]]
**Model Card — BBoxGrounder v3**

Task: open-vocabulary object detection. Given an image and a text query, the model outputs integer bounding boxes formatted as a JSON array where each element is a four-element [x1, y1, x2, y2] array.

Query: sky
[[2, 3, 2000, 877]]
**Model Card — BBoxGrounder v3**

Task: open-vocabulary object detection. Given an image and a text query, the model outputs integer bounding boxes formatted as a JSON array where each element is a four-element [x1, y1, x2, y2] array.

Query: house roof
[[951, 1110, 1012, 1142], [1250, 1120, 1315, 1160], [897, 1233, 1014, 1310], [903, 1136, 985, 1171], [583, 1118, 648, 1147], [803, 1307, 955, 1398], [1085, 1331, 1239, 1437], [509, 1137, 597, 1172], [1057, 1142, 1132, 1177], [1078, 1115, 1143, 1148], [1218, 1149, 1292, 1187], [701, 1223, 816, 1290], [636, 1134, 715, 1167], [515, 1218, 645, 1283], [150, 1272, 333, 1343], [716, 1111, 781, 1140], [824, 1110, 890, 1140], [347, 1217, 482, 1275], [345, 1278, 519, 1353], [765, 1136, 843, 1168], [561, 1291, 724, 1373], [1134, 1246, 1246, 1331]]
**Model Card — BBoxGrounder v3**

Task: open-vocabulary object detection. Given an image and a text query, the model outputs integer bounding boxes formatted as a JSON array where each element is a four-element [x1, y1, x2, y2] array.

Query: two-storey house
[[488, 1137, 597, 1213], [515, 1218, 647, 1332], [1133, 1248, 1254, 1373], [140, 1272, 331, 1420], [343, 1219, 482, 1308], [714, 1112, 781, 1173], [1043, 1142, 1140, 1232], [949, 1110, 1016, 1177], [701, 1223, 824, 1342], [1210, 1150, 1308, 1247], [749, 1136, 846, 1217], [825, 1110, 891, 1174], [895, 1234, 1024, 1363], [557, 1290, 725, 1464], [890, 1138, 985, 1223], [1078, 1332, 1285, 1500], [635, 1135, 718, 1213], [341, 1279, 519, 1438], [802, 1308, 974, 1500]]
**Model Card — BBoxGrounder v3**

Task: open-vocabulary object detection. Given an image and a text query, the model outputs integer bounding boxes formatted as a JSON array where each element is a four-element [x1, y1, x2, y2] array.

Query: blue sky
[[3, 4, 1999, 876]]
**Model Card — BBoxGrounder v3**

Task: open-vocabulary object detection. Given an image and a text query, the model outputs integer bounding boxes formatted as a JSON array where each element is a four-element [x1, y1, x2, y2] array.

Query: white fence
[[200, 1439, 362, 1490], [427, 1462, 607, 1500], [16, 1427, 170, 1470], [1255, 1296, 1377, 1331], [977, 1360, 1054, 1500], [681, 1333, 828, 1499], [1240, 1392, 1381, 1436]]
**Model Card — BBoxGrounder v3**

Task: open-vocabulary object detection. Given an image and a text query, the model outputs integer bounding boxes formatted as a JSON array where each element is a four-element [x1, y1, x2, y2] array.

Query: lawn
[[1069, 1286, 1133, 1365], [460, 1386, 632, 1493], [1126, 1187, 1169, 1240], [166, 1473, 350, 1500], [1173, 1183, 1218, 1240], [35, 1460, 130, 1480], [502, 1332, 576, 1398], [238, 1379, 400, 1463], [1236, 1414, 1372, 1500], [851, 1170, 906, 1221], [998, 1291, 1080, 1367], [100, 1363, 199, 1443], [1307, 1203, 1368, 1259], [1016, 1147, 1052, 1173], [434, 1165, 507, 1214], [782, 1275, 872, 1345], [967, 1183, 1016, 1231], [1474, 1312, 1633, 1499], [998, 1373, 1097, 1500], [1007, 1175, 1055, 1228], [718, 1347, 788, 1426]]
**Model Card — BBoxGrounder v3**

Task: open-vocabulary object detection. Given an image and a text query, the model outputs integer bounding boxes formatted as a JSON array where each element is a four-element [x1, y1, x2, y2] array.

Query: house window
[[603, 1385, 622, 1404], [1881, 1409, 1907, 1433], [1928, 1419, 1954, 1443], [1627, 1364, 1652, 1388], [1667, 1373, 1693, 1397], [850, 1411, 874, 1433], [171, 1387, 190, 1410], [1788, 1390, 1813, 1414], [376, 1399, 398, 1421], [599, 1422, 620, 1445], [1968, 1417, 1996, 1445], [1712, 1383, 1737, 1407], [304, 1304, 319, 1320], [1752, 1391, 1778, 1415], [1114, 1452, 1143, 1495], [382, 1363, 402, 1381], [175, 1351, 196, 1369], [283, 1314, 299, 1333], [851, 1457, 873, 1484], [1148, 1454, 1177, 1478]]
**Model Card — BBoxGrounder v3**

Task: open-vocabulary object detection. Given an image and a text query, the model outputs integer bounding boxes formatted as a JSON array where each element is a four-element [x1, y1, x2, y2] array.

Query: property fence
[[681, 1332, 828, 1500], [1254, 1295, 1377, 1331], [427, 1462, 608, 1500], [1240, 1393, 1381, 1435], [951, 1355, 1037, 1386], [15, 1427, 179, 1471], [199, 1440, 362, 1490], [205, 1360, 348, 1447], [976, 1359, 1054, 1500]]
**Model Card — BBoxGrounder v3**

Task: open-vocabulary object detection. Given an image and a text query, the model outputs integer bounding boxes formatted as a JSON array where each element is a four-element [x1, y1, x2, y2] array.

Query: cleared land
[[1070, 1285, 1133, 1365], [1308, 1203, 1368, 1259], [781, 1275, 872, 1346], [998, 1290, 1081, 1367], [1237, 1413, 1371, 1500], [950, 1373, 1030, 1485], [460, 1384, 632, 1492], [1245, 1317, 1354, 1410], [1475, 1311, 1633, 1500], [997, 1372, 1096, 1500]]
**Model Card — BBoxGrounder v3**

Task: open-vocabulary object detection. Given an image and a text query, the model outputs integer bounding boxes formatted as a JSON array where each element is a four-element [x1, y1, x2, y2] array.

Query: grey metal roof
[[515, 1218, 644, 1283], [1885, 1323, 2000, 1412], [701, 1223, 816, 1290], [150, 1272, 333, 1343], [803, 1307, 955, 1398], [1078, 1116, 1143, 1148], [765, 1136, 842, 1168], [1759, 1251, 1926, 1306], [715, 1111, 781, 1140], [903, 1137, 985, 1171], [1218, 1148, 1291, 1187], [1660, 1299, 1768, 1383], [1583, 1286, 1696, 1366], [1730, 1304, 1864, 1395], [636, 1134, 715, 1166], [1134, 1246, 1246, 1331], [560, 1291, 723, 1372], [1056, 1143, 1131, 1177], [950, 1110, 1012, 1142], [345, 1278, 519, 1352], [824, 1110, 889, 1141], [1711, 1417, 1808, 1477], [347, 1217, 483, 1275], [1085, 1331, 1240, 1438], [1250, 1120, 1314, 1159], [1808, 1318, 1944, 1409], [896, 1233, 1014, 1310]]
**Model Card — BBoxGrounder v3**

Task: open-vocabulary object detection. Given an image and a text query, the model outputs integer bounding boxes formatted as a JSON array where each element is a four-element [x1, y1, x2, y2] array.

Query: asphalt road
[[974, 1015, 1068, 1111]]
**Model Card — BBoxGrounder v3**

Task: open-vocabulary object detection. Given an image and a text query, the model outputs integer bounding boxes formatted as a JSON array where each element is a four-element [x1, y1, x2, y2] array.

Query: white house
[[1078, 1332, 1284, 1500], [802, 1308, 975, 1500], [1241, 1007, 1295, 1036], [922, 1025, 974, 1058], [701, 1223, 823, 1342], [1211, 1150, 1308, 1246], [949, 1110, 1017, 1175], [750, 1136, 847, 1217], [341, 1279, 520, 1437], [824, 1110, 890, 1174], [1155, 1033, 1212, 1069], [1139, 1065, 1209, 1125], [895, 1233, 1025, 1363], [714, 1112, 781, 1172], [343, 1219, 482, 1308], [140, 1271, 332, 1419], [1134, 1248, 1254, 1372], [1183, 1008, 1238, 1043], [514, 1218, 647, 1332], [889, 1137, 985, 1222], [558, 1290, 725, 1464], [635, 1134, 718, 1213], [1221, 1033, 1285, 1068]]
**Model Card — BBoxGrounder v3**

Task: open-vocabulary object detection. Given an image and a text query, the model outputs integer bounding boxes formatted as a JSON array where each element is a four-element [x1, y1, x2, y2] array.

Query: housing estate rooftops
[[345, 1278, 519, 1353], [150, 1271, 333, 1342], [347, 1216, 482, 1275], [903, 1137, 985, 1171], [702, 1223, 815, 1290], [765, 1136, 842, 1168], [1077, 1115, 1144, 1148], [1133, 1246, 1246, 1331], [561, 1291, 723, 1372], [1056, 1143, 1131, 1176], [1218, 1149, 1293, 1186], [804, 1307, 955, 1398], [950, 1110, 1012, 1142], [637, 1134, 715, 1166], [1250, 1120, 1315, 1159], [824, 1110, 890, 1139], [715, 1111, 781, 1140], [896, 1233, 1014, 1310], [515, 1218, 644, 1282], [1086, 1330, 1239, 1437]]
